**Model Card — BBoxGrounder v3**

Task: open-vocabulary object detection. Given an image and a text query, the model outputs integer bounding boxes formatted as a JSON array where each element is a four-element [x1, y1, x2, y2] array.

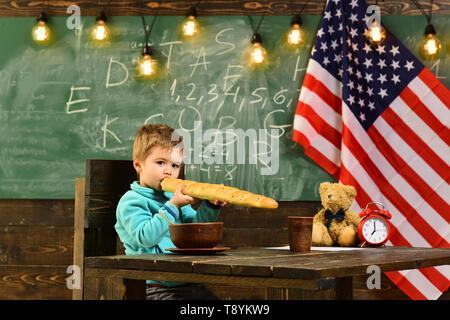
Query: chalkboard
[[0, 15, 449, 200]]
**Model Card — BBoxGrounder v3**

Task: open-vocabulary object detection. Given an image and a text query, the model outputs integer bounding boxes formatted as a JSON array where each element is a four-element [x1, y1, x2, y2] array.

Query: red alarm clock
[[358, 202, 392, 247]]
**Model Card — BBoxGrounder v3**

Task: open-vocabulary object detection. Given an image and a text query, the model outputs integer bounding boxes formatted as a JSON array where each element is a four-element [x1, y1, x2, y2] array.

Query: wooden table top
[[84, 247, 450, 280]]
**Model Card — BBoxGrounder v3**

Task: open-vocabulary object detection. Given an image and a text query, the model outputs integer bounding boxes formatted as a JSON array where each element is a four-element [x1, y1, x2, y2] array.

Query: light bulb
[[249, 33, 267, 65], [32, 12, 51, 43], [182, 16, 199, 37], [422, 24, 441, 60], [92, 20, 109, 41], [91, 12, 109, 41], [182, 7, 199, 38], [365, 21, 386, 45], [138, 45, 157, 77], [286, 15, 304, 47]]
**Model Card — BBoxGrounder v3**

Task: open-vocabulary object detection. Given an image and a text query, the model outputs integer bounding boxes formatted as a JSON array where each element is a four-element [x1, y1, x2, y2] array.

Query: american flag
[[293, 0, 449, 300]]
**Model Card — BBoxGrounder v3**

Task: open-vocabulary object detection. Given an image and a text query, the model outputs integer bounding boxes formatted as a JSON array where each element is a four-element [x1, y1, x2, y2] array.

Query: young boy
[[115, 124, 228, 300]]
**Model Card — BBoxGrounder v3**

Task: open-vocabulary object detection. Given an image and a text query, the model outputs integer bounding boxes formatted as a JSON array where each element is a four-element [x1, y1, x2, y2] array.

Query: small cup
[[288, 216, 313, 252]]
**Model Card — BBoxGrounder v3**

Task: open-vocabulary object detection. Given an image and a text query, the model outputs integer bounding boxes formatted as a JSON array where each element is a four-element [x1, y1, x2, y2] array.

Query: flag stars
[[336, 9, 342, 18], [359, 112, 366, 122], [391, 60, 400, 70], [347, 65, 354, 75], [363, 43, 372, 54], [368, 101, 376, 111], [367, 87, 374, 96], [317, 28, 325, 38], [350, 0, 359, 9], [349, 13, 359, 24], [328, 25, 335, 35], [331, 39, 339, 50], [357, 84, 363, 93], [378, 88, 388, 99], [334, 53, 342, 63], [323, 56, 330, 66], [377, 59, 386, 69], [377, 73, 387, 84], [376, 45, 386, 55], [349, 27, 358, 38], [365, 73, 373, 82], [348, 80, 355, 90], [320, 41, 328, 52], [390, 45, 400, 56], [358, 98, 365, 107], [348, 94, 355, 105], [356, 70, 362, 79], [363, 58, 373, 69], [391, 74, 401, 84], [324, 11, 332, 20], [405, 60, 415, 71]]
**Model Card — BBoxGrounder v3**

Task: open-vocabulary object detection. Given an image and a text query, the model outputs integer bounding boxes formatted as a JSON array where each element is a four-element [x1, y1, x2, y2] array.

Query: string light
[[139, 43, 157, 77], [286, 14, 304, 47], [250, 33, 267, 65], [410, 0, 441, 60], [32, 12, 51, 43], [138, 15, 158, 78], [365, 20, 386, 46], [91, 11, 110, 41], [182, 7, 199, 38], [422, 24, 441, 59], [244, 13, 266, 67]]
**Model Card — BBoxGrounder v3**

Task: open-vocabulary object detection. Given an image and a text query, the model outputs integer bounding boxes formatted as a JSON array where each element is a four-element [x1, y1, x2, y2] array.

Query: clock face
[[361, 216, 389, 244]]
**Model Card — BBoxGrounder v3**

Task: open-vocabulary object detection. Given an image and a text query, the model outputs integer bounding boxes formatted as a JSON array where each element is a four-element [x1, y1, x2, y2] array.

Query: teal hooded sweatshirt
[[115, 181, 221, 287]]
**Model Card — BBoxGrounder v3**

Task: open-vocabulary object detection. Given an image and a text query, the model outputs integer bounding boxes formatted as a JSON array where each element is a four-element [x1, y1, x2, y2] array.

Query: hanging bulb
[[286, 14, 304, 47], [91, 11, 110, 41], [182, 7, 199, 37], [32, 12, 51, 43], [365, 20, 386, 46], [138, 44, 157, 77], [422, 24, 441, 59], [249, 33, 267, 65]]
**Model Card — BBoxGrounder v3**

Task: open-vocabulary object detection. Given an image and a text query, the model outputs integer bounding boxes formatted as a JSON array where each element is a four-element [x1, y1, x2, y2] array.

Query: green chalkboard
[[0, 15, 449, 200]]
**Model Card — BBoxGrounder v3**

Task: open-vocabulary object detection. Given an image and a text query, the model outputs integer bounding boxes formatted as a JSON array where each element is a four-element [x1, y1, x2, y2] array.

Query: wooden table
[[83, 246, 450, 300]]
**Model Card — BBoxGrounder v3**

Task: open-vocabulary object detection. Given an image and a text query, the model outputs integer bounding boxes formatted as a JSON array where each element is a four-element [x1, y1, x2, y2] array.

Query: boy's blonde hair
[[133, 124, 183, 162]]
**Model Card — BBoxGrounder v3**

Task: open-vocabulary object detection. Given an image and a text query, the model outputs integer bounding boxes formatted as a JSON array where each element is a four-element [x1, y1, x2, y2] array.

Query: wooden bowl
[[169, 222, 223, 248]]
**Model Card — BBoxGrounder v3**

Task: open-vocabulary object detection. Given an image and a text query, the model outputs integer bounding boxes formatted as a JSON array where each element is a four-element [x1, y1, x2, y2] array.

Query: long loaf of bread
[[161, 178, 278, 209]]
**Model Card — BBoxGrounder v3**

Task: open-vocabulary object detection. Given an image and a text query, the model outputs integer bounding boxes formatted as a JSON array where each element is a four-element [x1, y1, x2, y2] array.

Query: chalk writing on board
[[430, 59, 447, 80], [215, 28, 236, 56], [66, 86, 90, 114], [106, 57, 128, 88], [190, 46, 210, 77]]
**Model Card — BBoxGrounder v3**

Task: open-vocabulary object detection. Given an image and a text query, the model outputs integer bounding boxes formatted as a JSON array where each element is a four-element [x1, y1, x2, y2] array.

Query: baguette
[[161, 178, 278, 209]]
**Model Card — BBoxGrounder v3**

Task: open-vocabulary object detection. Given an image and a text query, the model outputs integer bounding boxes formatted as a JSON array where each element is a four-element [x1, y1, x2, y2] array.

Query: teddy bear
[[311, 182, 361, 247]]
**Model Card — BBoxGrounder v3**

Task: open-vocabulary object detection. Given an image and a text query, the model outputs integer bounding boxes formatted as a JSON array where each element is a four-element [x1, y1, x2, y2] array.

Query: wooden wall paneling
[[0, 265, 71, 300], [0, 1, 448, 17], [73, 178, 85, 300], [0, 198, 74, 299]]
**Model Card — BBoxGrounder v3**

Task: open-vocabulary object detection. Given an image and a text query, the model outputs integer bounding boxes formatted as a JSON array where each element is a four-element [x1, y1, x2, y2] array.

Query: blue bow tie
[[324, 208, 346, 228]]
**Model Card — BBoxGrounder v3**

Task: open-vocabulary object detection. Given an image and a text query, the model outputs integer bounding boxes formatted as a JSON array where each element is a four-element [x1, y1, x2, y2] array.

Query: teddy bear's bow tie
[[324, 208, 346, 228]]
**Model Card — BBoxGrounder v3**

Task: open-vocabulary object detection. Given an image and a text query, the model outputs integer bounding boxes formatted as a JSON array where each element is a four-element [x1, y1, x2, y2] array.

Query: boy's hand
[[208, 199, 230, 207], [170, 183, 200, 208], [207, 184, 229, 207]]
